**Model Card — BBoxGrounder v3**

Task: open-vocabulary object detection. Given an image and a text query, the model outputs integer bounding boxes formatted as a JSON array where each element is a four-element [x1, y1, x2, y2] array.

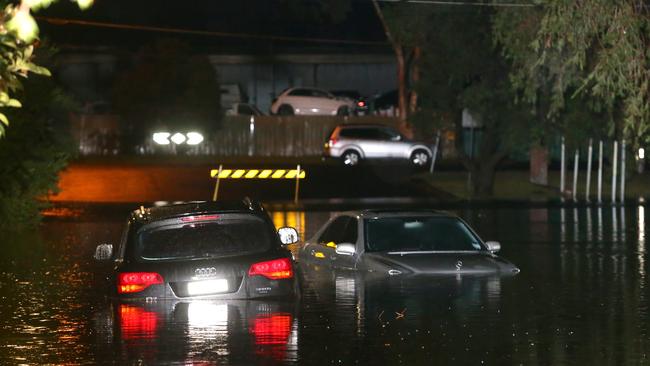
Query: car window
[[310, 89, 331, 98], [288, 88, 310, 96], [380, 128, 401, 141], [341, 218, 358, 244], [339, 127, 378, 140], [134, 214, 273, 261], [364, 216, 483, 252], [319, 216, 357, 245]]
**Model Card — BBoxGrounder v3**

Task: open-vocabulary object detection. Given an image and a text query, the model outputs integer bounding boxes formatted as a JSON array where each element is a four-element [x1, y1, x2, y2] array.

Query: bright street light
[[186, 132, 204, 145], [170, 133, 186, 145], [152, 132, 171, 145]]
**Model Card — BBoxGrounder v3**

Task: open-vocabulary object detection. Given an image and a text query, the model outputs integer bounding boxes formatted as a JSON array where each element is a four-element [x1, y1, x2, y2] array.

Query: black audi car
[[94, 200, 300, 300]]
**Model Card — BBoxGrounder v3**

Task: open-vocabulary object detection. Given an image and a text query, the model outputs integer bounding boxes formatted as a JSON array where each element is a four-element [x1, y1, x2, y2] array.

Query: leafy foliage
[[494, 1, 650, 146], [0, 55, 75, 229], [112, 38, 220, 150], [0, 0, 91, 137]]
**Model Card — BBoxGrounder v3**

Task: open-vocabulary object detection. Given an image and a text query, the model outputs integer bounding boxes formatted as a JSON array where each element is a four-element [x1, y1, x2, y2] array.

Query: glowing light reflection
[[188, 302, 228, 327], [639, 205, 646, 278]]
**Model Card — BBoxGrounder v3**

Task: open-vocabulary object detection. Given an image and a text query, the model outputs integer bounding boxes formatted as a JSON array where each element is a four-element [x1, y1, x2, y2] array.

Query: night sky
[[37, 0, 389, 54]]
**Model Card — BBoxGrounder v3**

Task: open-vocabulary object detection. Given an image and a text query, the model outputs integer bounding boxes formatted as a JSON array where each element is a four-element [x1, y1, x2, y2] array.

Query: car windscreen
[[364, 216, 483, 252], [135, 214, 274, 261]]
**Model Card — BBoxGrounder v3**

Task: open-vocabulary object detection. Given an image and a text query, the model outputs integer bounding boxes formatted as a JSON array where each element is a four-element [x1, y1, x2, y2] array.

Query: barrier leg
[[294, 164, 301, 204], [212, 164, 223, 201]]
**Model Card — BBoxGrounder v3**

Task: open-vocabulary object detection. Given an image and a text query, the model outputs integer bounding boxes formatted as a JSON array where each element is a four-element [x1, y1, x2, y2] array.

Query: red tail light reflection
[[250, 313, 293, 360], [118, 304, 160, 340]]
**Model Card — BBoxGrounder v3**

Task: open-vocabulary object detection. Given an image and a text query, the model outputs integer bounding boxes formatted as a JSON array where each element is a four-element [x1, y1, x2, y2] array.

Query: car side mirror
[[94, 244, 113, 261], [335, 243, 356, 256], [485, 241, 501, 253], [278, 227, 299, 245]]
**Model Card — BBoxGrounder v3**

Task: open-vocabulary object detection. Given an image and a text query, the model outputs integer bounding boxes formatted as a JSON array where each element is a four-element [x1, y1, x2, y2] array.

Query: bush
[[0, 68, 75, 229]]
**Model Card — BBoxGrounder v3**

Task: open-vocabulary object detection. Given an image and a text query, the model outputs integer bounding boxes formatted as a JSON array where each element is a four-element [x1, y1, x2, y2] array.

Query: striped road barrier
[[211, 164, 305, 203]]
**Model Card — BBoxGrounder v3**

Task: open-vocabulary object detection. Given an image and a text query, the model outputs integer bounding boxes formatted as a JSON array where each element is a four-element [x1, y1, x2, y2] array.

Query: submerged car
[[323, 124, 433, 166], [94, 200, 300, 300], [270, 87, 354, 116], [299, 210, 519, 276]]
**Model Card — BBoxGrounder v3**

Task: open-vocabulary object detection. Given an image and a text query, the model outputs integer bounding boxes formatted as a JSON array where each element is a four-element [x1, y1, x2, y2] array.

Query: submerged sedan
[[299, 210, 519, 276], [94, 200, 300, 300]]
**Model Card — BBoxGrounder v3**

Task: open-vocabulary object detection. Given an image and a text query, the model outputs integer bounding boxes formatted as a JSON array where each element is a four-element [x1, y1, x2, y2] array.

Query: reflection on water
[[106, 300, 297, 364], [0, 205, 648, 365]]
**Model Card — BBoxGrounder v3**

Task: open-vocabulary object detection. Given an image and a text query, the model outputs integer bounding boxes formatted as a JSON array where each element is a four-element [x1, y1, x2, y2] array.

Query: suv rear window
[[339, 127, 377, 139], [338, 126, 400, 140], [135, 214, 273, 261]]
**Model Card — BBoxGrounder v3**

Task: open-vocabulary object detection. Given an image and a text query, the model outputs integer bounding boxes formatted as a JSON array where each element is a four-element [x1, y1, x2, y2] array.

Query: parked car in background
[[270, 87, 354, 116], [299, 210, 520, 276], [93, 200, 300, 300], [323, 123, 432, 167], [225, 102, 264, 116], [330, 90, 369, 115], [370, 89, 398, 116]]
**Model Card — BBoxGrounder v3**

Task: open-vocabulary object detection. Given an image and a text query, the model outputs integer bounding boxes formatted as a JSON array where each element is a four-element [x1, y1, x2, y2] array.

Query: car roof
[[337, 209, 456, 219], [129, 199, 265, 225], [336, 123, 397, 130]]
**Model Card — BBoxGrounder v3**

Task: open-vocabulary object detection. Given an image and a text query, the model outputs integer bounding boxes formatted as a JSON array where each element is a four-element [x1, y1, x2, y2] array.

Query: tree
[[0, 0, 91, 137], [411, 5, 533, 196], [372, 0, 431, 129], [494, 1, 650, 150], [112, 38, 220, 152]]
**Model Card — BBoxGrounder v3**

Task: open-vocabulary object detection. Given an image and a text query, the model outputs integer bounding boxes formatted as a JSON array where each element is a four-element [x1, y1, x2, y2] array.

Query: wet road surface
[[49, 162, 444, 203], [1, 204, 648, 365]]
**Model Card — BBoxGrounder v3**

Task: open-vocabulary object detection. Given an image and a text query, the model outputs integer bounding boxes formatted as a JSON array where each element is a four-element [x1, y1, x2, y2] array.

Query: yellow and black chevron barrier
[[210, 164, 305, 203], [210, 168, 306, 179]]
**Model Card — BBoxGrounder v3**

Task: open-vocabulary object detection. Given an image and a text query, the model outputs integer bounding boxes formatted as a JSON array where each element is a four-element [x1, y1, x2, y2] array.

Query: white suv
[[324, 124, 432, 166], [271, 87, 354, 116]]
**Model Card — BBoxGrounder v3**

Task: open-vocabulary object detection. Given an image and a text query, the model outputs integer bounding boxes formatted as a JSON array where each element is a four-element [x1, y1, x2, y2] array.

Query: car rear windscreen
[[136, 214, 274, 261], [365, 216, 483, 252]]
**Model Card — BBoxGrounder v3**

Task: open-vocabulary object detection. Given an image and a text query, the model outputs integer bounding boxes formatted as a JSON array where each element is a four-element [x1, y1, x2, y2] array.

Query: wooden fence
[[185, 116, 402, 157]]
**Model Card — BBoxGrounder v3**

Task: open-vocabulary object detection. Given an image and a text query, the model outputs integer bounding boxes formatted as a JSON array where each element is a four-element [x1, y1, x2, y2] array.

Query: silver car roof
[[337, 209, 456, 219]]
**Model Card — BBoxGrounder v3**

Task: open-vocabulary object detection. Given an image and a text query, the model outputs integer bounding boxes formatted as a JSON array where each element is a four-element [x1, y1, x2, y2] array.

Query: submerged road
[[49, 161, 450, 203]]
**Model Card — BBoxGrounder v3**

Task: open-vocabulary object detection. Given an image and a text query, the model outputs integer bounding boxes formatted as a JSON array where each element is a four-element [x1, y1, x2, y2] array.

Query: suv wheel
[[336, 106, 350, 116], [278, 105, 294, 116], [410, 149, 430, 167], [342, 150, 360, 166]]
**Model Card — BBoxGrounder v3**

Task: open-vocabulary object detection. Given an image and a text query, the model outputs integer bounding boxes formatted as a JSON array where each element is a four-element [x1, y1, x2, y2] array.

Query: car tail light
[[180, 214, 220, 222], [328, 137, 338, 147], [357, 101, 365, 107], [248, 258, 293, 280], [118, 272, 164, 293]]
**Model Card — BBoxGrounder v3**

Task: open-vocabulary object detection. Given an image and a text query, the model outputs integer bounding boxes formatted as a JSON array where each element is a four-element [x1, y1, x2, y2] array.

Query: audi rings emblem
[[195, 267, 217, 278], [455, 260, 463, 271]]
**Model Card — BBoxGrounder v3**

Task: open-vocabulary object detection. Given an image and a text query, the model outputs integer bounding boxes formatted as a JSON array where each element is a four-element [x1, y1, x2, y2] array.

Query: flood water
[[1, 204, 648, 365]]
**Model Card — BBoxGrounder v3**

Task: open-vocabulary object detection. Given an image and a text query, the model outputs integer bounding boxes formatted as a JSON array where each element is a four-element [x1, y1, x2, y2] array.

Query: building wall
[[211, 54, 397, 113], [55, 52, 397, 114]]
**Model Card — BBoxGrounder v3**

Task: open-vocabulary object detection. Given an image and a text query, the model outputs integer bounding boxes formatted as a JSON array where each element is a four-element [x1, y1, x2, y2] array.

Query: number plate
[[187, 279, 228, 295]]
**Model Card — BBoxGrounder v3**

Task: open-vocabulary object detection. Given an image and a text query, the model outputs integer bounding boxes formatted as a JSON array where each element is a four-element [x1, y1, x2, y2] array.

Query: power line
[[36, 16, 390, 46], [375, 0, 538, 7]]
